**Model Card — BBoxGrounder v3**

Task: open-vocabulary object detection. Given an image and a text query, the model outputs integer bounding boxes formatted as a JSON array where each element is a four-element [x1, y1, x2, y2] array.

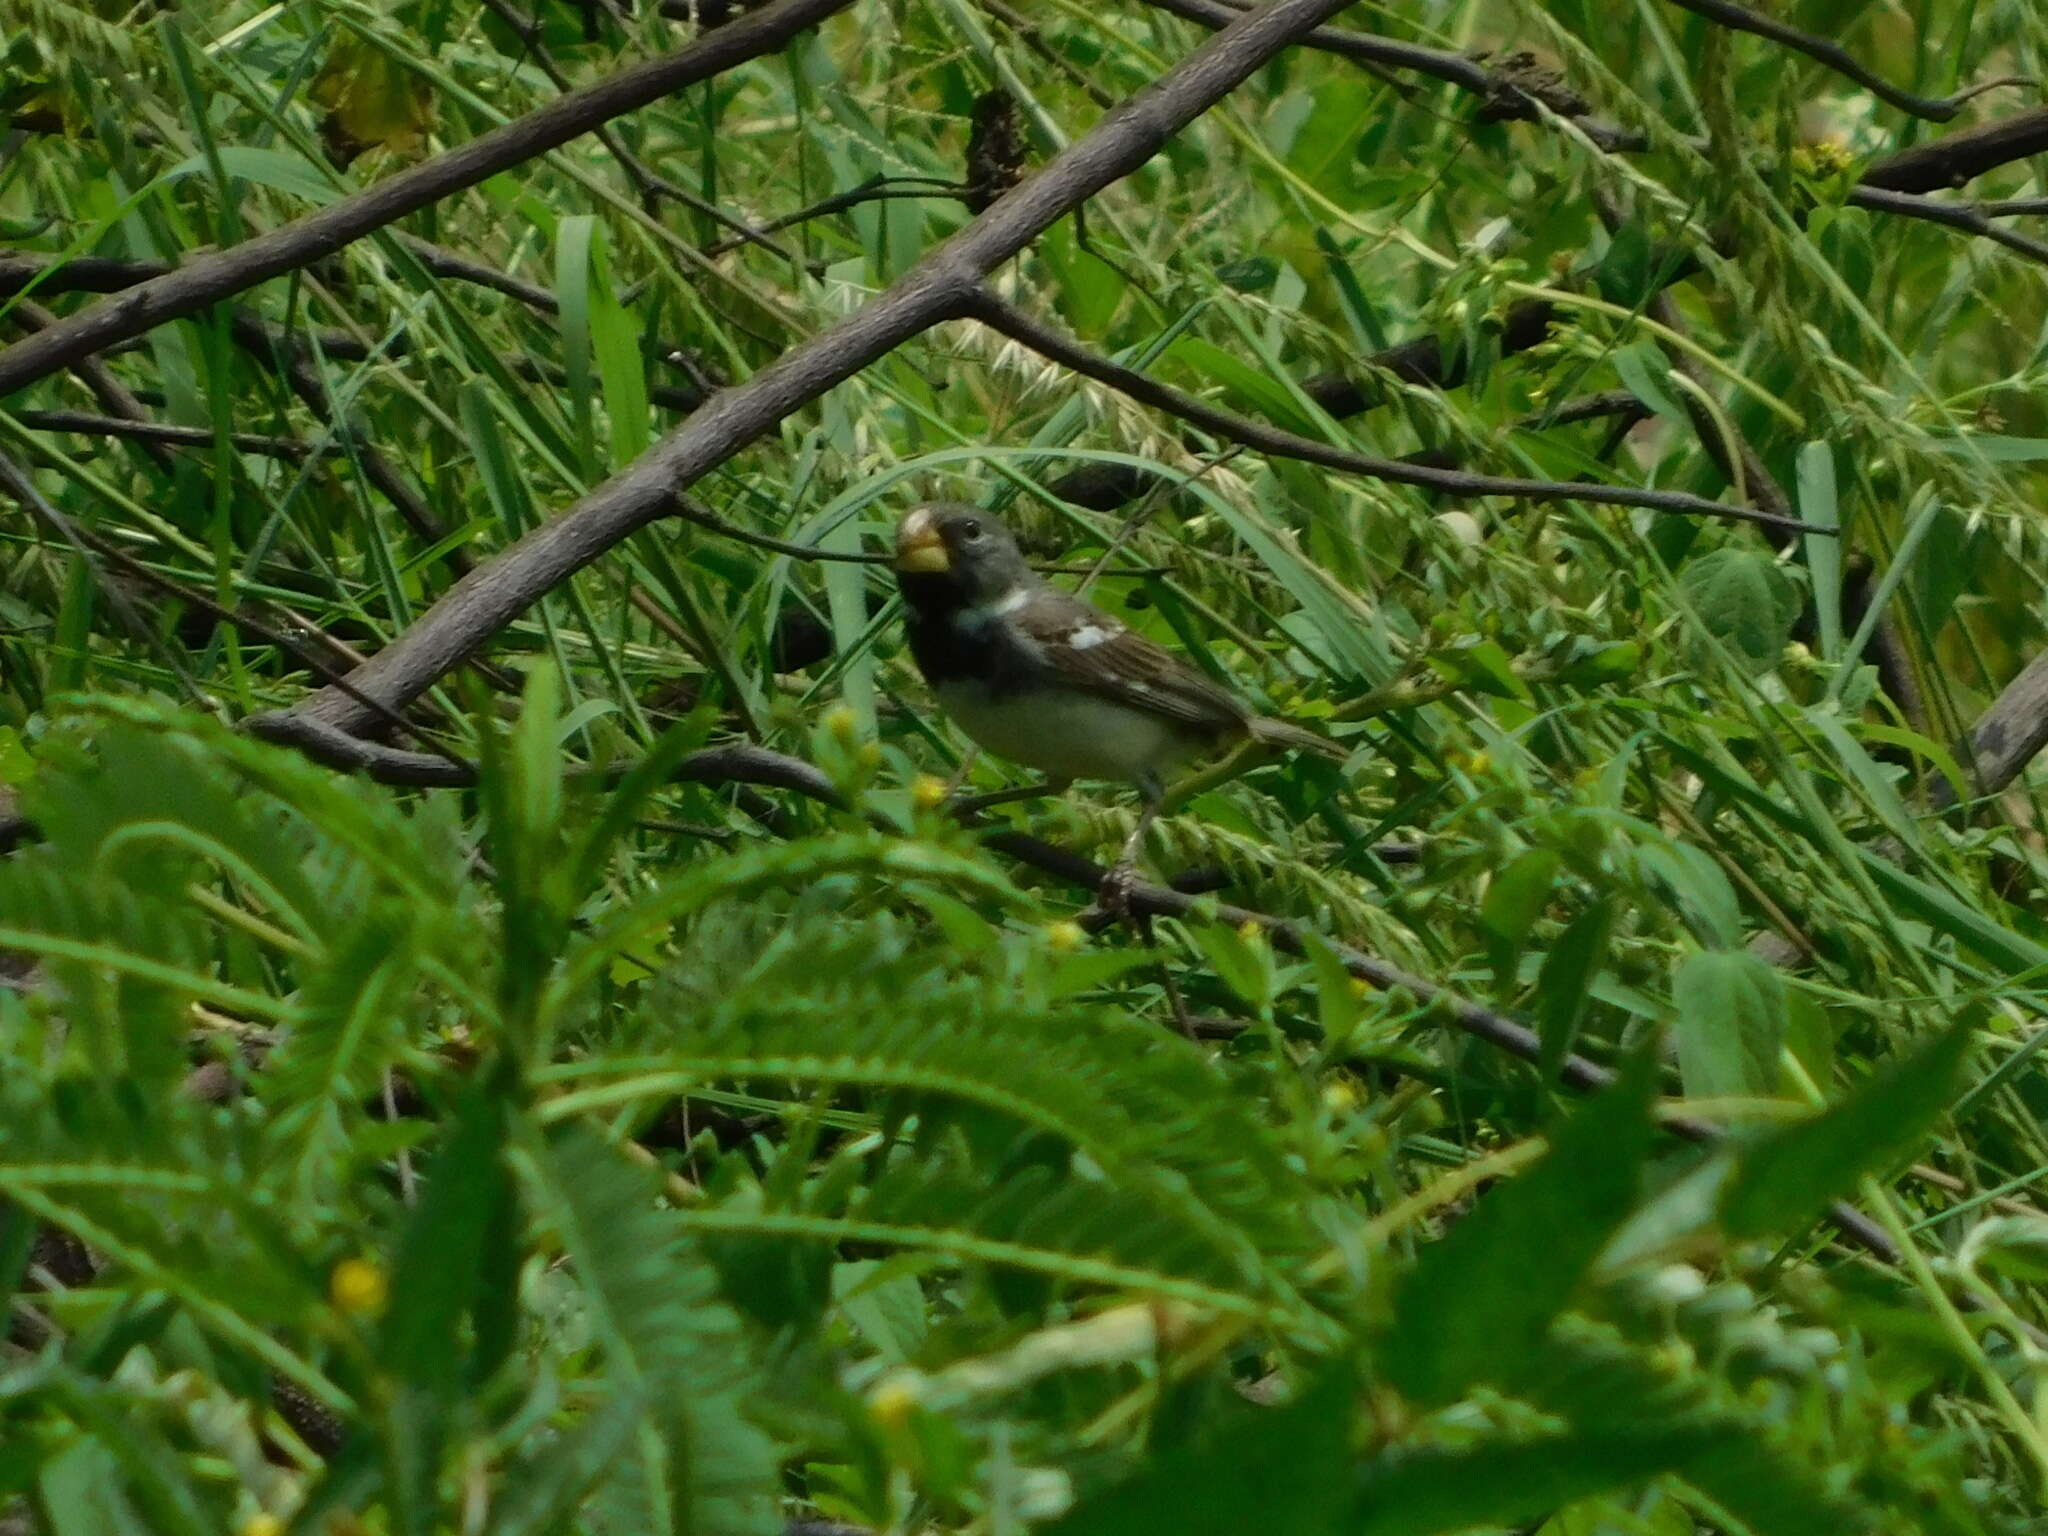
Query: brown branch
[[1658, 0, 2023, 121], [2, 249, 716, 414], [0, 0, 857, 401], [1933, 648, 2048, 810], [1146, 0, 1647, 151], [701, 176, 968, 258], [1055, 390, 1649, 504], [258, 0, 1372, 741], [0, 452, 471, 763], [394, 232, 559, 312], [4, 299, 176, 474], [1858, 106, 2048, 192], [11, 408, 323, 460], [224, 313, 469, 575], [1848, 185, 2048, 267], [966, 290, 1812, 534], [0, 252, 169, 299]]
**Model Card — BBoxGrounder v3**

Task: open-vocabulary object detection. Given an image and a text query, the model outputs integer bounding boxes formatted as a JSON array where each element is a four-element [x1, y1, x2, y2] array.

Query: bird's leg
[[1093, 774, 1164, 920], [949, 778, 1070, 817]]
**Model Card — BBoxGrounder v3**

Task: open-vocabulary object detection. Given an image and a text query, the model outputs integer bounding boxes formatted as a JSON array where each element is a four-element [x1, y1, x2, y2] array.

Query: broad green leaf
[[1673, 948, 1786, 1100], [1925, 434, 2048, 461], [159, 146, 342, 205], [1610, 341, 1687, 424], [1354, 1427, 1728, 1536], [378, 1085, 513, 1536], [1678, 549, 1800, 676], [1166, 335, 1322, 436], [526, 1127, 780, 1536], [1537, 897, 1616, 1081], [1635, 841, 1742, 949], [1721, 1022, 1972, 1239], [1482, 849, 1560, 945], [1048, 1369, 1352, 1536], [1382, 1050, 1657, 1405], [1960, 1216, 2048, 1284]]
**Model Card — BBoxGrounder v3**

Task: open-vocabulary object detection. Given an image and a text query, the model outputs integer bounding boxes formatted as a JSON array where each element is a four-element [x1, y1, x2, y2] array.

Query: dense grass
[[4, 1, 2048, 1532]]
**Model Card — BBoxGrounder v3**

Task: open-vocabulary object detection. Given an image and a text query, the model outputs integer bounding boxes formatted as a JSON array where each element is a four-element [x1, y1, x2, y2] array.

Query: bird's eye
[[957, 519, 983, 542]]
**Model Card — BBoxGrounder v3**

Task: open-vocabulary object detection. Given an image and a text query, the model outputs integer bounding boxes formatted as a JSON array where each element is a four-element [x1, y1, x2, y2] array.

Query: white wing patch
[[1065, 623, 1115, 651]]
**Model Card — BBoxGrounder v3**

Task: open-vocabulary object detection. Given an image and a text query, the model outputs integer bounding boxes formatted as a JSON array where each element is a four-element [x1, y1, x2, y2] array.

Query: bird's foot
[[1082, 857, 1142, 926]]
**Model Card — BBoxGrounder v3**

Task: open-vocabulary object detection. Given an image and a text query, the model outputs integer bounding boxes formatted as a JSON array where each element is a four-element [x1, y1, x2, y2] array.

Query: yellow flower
[[911, 774, 950, 810], [869, 1377, 919, 1428], [823, 705, 860, 743], [1045, 920, 1086, 952], [329, 1257, 388, 1317]]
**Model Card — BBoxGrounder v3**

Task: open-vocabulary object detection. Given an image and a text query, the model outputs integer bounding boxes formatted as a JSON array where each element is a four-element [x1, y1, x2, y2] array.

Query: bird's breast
[[932, 679, 1204, 784]]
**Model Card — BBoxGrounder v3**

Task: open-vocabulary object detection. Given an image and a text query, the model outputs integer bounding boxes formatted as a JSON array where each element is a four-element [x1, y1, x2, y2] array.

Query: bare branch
[[966, 290, 1812, 534], [1146, 0, 1647, 150], [0, 0, 858, 400], [1658, 0, 2025, 121], [263, 0, 1373, 739], [1858, 105, 2048, 192], [1848, 186, 2048, 267], [1934, 648, 2048, 810], [4, 299, 175, 473], [11, 408, 323, 460]]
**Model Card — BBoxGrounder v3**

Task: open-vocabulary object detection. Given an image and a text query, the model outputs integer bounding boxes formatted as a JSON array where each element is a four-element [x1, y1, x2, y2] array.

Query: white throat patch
[[958, 586, 1032, 629]]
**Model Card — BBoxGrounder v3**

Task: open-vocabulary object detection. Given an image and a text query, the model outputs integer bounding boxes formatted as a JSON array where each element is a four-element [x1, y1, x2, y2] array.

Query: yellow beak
[[894, 510, 950, 574]]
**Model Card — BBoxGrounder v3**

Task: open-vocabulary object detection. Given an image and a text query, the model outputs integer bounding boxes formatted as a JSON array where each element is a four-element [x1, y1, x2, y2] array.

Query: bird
[[891, 502, 1343, 903]]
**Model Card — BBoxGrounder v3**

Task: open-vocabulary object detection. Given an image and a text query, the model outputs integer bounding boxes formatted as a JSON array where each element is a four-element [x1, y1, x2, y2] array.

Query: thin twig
[[966, 289, 1813, 534], [1146, 0, 1647, 150], [1657, 0, 2024, 121], [0, 0, 857, 399], [1848, 186, 2048, 267], [11, 408, 324, 460]]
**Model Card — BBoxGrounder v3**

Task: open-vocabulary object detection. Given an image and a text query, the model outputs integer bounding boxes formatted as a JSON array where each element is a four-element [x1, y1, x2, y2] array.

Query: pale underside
[[933, 678, 1210, 784]]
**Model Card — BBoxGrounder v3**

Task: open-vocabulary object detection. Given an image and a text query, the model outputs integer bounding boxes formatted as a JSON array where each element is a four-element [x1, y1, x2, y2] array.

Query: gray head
[[892, 503, 1036, 606]]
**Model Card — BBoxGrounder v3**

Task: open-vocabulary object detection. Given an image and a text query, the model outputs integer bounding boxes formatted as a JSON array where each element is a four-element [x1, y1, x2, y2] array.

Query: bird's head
[[892, 504, 1033, 606]]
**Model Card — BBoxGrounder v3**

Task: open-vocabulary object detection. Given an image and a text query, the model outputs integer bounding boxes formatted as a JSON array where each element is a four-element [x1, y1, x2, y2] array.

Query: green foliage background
[[4, 1, 2048, 1532]]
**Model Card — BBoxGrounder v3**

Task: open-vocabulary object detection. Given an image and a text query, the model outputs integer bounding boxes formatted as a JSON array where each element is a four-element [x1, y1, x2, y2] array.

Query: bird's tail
[[1248, 715, 1348, 762]]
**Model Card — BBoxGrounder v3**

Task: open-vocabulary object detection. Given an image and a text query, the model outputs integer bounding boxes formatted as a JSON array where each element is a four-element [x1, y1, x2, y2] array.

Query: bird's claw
[[1083, 859, 1141, 925]]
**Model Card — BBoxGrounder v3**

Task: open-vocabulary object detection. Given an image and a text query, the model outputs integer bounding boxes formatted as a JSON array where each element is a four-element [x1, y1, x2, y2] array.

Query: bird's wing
[[1013, 589, 1249, 736]]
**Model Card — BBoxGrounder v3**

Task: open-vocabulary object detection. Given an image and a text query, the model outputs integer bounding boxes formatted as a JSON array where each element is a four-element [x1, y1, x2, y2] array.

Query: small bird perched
[[891, 502, 1342, 899]]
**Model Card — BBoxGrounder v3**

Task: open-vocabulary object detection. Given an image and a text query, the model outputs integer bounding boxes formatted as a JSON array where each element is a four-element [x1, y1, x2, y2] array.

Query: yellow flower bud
[[823, 705, 860, 743], [1045, 919, 1086, 952], [869, 1377, 919, 1428], [329, 1257, 388, 1317], [911, 774, 950, 810]]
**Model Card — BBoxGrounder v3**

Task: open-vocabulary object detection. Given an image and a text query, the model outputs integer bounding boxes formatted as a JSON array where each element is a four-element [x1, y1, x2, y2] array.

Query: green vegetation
[[4, 1, 2048, 1532]]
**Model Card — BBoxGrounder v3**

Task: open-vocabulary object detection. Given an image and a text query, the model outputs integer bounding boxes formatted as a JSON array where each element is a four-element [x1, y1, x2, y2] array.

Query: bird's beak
[[894, 510, 950, 574]]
